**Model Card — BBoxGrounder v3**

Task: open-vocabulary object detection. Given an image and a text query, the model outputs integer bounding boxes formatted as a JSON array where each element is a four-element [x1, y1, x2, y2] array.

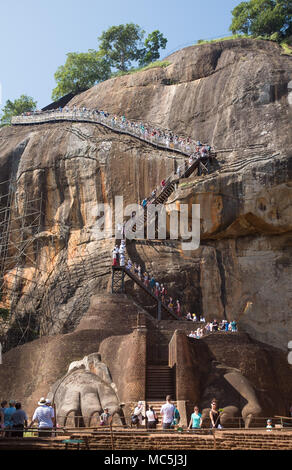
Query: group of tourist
[[112, 240, 127, 267], [139, 152, 202, 210], [131, 396, 181, 430], [132, 396, 221, 431], [112, 243, 240, 330], [132, 397, 277, 432], [0, 397, 55, 437], [0, 400, 28, 437], [18, 106, 214, 158], [112, 250, 183, 317], [187, 319, 238, 339]]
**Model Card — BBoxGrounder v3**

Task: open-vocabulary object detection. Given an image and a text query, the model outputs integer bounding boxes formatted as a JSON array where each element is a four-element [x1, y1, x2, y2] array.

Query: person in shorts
[[100, 408, 111, 426]]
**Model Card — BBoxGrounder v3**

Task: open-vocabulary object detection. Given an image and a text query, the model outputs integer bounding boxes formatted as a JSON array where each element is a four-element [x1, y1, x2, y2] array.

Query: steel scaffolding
[[0, 178, 112, 350], [0, 179, 43, 277], [0, 178, 44, 348]]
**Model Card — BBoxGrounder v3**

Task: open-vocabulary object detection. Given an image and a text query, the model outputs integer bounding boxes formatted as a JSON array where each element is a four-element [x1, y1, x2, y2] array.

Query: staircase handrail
[[114, 265, 180, 320], [11, 109, 214, 159]]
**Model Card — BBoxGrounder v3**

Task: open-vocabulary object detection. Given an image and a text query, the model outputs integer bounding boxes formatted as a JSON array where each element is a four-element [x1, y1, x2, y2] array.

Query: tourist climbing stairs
[[133, 180, 177, 234], [133, 155, 208, 234], [122, 266, 180, 320]]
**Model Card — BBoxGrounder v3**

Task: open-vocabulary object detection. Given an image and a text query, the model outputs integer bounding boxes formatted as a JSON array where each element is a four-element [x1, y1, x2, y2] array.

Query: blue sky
[[0, 0, 240, 109]]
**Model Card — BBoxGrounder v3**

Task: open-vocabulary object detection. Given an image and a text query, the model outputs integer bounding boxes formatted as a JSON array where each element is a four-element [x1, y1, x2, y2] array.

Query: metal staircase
[[112, 266, 180, 321]]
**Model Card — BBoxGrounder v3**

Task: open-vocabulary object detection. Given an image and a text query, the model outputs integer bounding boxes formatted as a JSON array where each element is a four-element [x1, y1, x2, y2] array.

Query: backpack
[[131, 414, 139, 425], [172, 407, 180, 425]]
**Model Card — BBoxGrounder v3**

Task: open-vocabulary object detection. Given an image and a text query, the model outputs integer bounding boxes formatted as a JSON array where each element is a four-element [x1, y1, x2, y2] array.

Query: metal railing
[[11, 108, 213, 158], [2, 416, 292, 437]]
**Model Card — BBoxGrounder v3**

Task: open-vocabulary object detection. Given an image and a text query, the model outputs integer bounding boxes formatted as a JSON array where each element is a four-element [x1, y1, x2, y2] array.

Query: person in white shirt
[[45, 399, 56, 428], [126, 259, 132, 271], [146, 405, 158, 430], [133, 401, 144, 428], [160, 395, 175, 430], [29, 397, 55, 437], [120, 253, 125, 267]]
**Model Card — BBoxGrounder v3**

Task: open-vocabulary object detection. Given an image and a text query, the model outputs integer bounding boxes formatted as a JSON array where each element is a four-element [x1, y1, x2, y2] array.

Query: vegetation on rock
[[0, 94, 37, 127], [230, 0, 292, 40], [52, 50, 111, 101], [52, 23, 167, 100]]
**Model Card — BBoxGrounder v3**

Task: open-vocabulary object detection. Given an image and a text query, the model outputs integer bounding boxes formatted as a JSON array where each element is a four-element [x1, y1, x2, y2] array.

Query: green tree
[[230, 0, 292, 39], [0, 94, 37, 126], [52, 49, 111, 101], [98, 23, 145, 71], [139, 30, 168, 67]]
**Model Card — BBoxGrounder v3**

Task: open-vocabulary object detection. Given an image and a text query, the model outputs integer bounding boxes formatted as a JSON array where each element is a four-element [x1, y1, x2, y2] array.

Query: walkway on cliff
[[111, 265, 180, 321], [111, 150, 215, 321], [11, 107, 216, 326], [130, 151, 211, 235], [11, 108, 215, 159]]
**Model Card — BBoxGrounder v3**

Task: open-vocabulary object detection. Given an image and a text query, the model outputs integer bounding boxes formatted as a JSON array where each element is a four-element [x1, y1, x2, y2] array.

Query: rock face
[[0, 294, 291, 422], [0, 295, 149, 419], [0, 38, 291, 356], [70, 39, 292, 155]]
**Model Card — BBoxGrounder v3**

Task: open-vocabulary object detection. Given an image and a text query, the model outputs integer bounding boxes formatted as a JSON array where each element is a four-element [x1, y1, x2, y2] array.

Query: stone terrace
[[0, 430, 292, 451]]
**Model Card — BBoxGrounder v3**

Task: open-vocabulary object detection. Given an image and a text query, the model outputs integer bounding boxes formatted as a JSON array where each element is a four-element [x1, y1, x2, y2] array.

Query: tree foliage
[[0, 94, 37, 126], [230, 0, 292, 39], [98, 23, 145, 72], [98, 23, 168, 71], [52, 50, 111, 101], [51, 24, 168, 101], [139, 30, 168, 67]]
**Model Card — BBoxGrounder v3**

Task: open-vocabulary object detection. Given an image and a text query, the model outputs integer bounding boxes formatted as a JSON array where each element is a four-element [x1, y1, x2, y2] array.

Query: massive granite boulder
[[0, 38, 291, 354], [0, 295, 291, 422]]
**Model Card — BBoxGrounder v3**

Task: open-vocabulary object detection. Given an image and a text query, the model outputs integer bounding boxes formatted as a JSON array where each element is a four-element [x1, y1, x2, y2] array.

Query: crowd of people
[[112, 244, 184, 317], [0, 397, 55, 437], [1, 395, 281, 436], [131, 397, 279, 432], [112, 243, 240, 332], [139, 152, 204, 211], [187, 319, 238, 339], [131, 397, 220, 430], [131, 397, 181, 430], [17, 106, 214, 158]]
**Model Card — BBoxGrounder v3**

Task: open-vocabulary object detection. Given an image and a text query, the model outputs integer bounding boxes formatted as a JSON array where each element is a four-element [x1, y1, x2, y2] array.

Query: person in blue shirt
[[231, 320, 237, 332], [171, 406, 180, 427], [149, 276, 156, 293], [188, 406, 202, 430], [4, 400, 16, 436]]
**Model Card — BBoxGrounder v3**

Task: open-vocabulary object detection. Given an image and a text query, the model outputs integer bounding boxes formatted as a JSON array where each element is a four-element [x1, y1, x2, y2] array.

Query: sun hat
[[38, 397, 47, 406]]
